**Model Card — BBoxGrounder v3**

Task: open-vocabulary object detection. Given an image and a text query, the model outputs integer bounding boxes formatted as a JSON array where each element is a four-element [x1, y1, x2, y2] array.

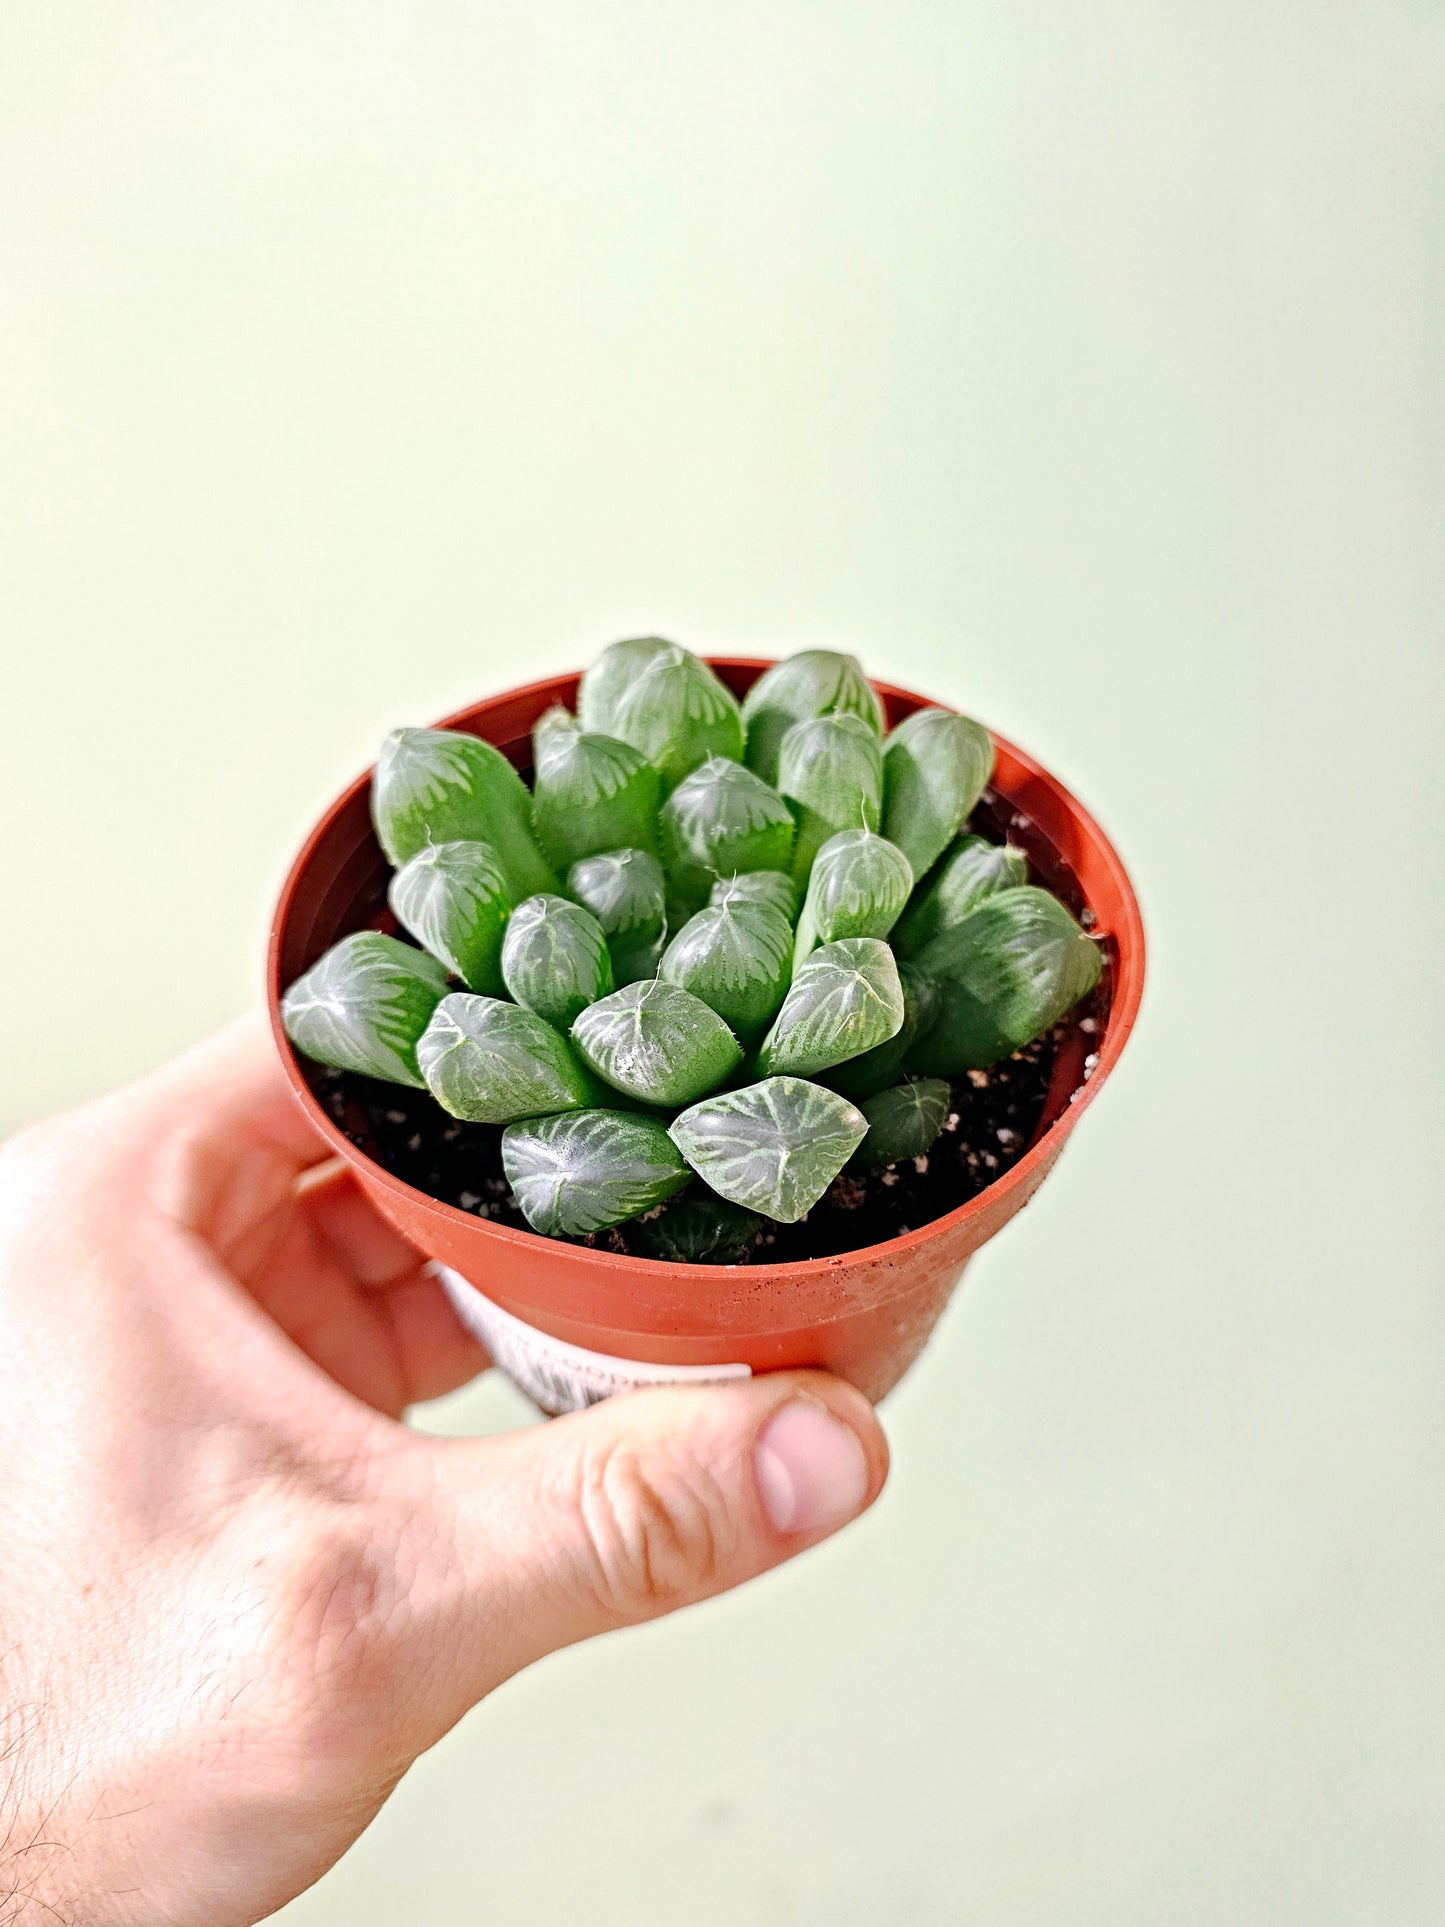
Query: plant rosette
[[270, 652, 1144, 1413]]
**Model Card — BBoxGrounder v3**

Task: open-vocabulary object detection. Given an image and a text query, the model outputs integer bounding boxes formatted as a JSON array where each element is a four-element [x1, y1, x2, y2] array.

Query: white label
[[435, 1265, 752, 1417]]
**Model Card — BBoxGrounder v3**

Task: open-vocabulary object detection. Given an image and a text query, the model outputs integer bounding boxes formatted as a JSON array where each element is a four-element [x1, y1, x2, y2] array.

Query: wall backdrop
[[3, 5, 1442, 1922]]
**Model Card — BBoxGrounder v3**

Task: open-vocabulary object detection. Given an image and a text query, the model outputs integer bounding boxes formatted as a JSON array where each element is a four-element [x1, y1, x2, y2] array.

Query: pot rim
[[266, 658, 1145, 1282]]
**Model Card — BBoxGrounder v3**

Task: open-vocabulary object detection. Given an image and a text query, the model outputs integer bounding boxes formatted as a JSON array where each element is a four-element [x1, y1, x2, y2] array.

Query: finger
[[130, 1011, 333, 1182], [417, 1372, 887, 1701], [299, 1162, 429, 1288], [379, 1269, 492, 1407], [299, 1169, 491, 1403]]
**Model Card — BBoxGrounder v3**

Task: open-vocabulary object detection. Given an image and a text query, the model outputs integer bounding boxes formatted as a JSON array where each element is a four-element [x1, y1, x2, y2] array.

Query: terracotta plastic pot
[[268, 661, 1144, 1410]]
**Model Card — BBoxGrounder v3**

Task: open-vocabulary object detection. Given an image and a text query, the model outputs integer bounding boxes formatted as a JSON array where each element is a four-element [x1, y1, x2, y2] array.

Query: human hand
[[0, 1018, 887, 1925]]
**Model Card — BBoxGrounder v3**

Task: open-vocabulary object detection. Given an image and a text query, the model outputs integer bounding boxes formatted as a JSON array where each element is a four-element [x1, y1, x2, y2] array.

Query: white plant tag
[[434, 1264, 752, 1417]]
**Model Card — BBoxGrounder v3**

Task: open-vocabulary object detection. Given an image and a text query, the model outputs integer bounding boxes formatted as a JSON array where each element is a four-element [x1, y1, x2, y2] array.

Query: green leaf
[[370, 727, 557, 898], [571, 979, 743, 1107], [502, 1110, 690, 1236], [416, 993, 597, 1123], [756, 937, 905, 1079], [533, 703, 577, 740], [576, 636, 677, 736], [531, 718, 661, 870], [709, 869, 800, 923], [602, 643, 745, 790], [659, 756, 795, 913], [793, 828, 913, 969], [823, 961, 940, 1101], [909, 886, 1102, 1072], [776, 713, 883, 883], [880, 707, 994, 883], [501, 893, 614, 1029], [741, 650, 885, 785], [892, 834, 1029, 958], [387, 839, 512, 994], [566, 847, 668, 986], [659, 898, 793, 1042], [630, 1195, 764, 1264], [849, 1078, 952, 1169], [670, 1077, 868, 1223], [281, 932, 449, 1087]]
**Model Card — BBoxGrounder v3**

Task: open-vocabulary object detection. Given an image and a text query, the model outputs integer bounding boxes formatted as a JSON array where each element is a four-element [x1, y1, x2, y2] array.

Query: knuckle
[[265, 1507, 416, 1750], [575, 1434, 734, 1621]]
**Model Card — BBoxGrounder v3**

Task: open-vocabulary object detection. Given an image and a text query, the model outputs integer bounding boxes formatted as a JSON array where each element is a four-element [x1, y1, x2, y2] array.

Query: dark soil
[[303, 788, 1110, 1264]]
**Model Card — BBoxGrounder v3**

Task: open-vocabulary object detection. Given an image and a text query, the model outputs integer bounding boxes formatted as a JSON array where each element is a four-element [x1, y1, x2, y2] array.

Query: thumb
[[419, 1371, 888, 1698]]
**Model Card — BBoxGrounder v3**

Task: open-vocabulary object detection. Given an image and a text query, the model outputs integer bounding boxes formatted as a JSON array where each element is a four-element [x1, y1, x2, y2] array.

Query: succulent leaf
[[776, 713, 883, 882], [756, 937, 904, 1079], [571, 979, 743, 1107], [501, 1110, 690, 1236], [659, 756, 795, 913], [659, 898, 793, 1042], [741, 651, 884, 786], [370, 726, 557, 898], [793, 828, 912, 968], [280, 932, 449, 1087], [501, 893, 614, 1029], [849, 1078, 952, 1169], [892, 834, 1029, 958], [909, 886, 1101, 1072], [533, 703, 576, 740], [566, 847, 668, 986], [630, 1195, 764, 1264], [532, 721, 661, 870], [709, 869, 800, 923], [669, 1077, 868, 1223], [823, 961, 940, 1101], [387, 839, 512, 994], [880, 707, 994, 883], [416, 993, 597, 1123], [603, 644, 745, 790], [576, 636, 678, 736]]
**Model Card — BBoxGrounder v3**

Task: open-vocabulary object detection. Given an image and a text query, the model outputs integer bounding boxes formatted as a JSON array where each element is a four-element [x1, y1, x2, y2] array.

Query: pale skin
[[0, 1018, 887, 1925]]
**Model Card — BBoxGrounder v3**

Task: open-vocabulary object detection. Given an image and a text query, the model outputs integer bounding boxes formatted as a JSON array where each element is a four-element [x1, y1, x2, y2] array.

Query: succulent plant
[[283, 642, 1101, 1248], [281, 932, 449, 1087], [792, 827, 913, 968], [566, 847, 669, 985], [907, 886, 1101, 1074], [659, 896, 793, 1042], [501, 1109, 690, 1236], [710, 869, 799, 922], [388, 839, 512, 994], [501, 893, 614, 1028], [756, 937, 905, 1078], [849, 1077, 952, 1170], [417, 993, 598, 1123], [571, 978, 743, 1107], [531, 713, 661, 869], [659, 755, 795, 913], [776, 712, 884, 882], [823, 959, 939, 1101], [371, 726, 557, 899], [891, 833, 1028, 958], [583, 641, 744, 790], [630, 1195, 764, 1264], [740, 649, 884, 787], [879, 706, 995, 884], [669, 1077, 869, 1223]]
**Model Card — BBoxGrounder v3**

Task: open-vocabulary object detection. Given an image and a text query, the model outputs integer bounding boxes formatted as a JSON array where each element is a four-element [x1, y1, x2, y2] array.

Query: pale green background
[[3, 4, 1443, 1922]]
